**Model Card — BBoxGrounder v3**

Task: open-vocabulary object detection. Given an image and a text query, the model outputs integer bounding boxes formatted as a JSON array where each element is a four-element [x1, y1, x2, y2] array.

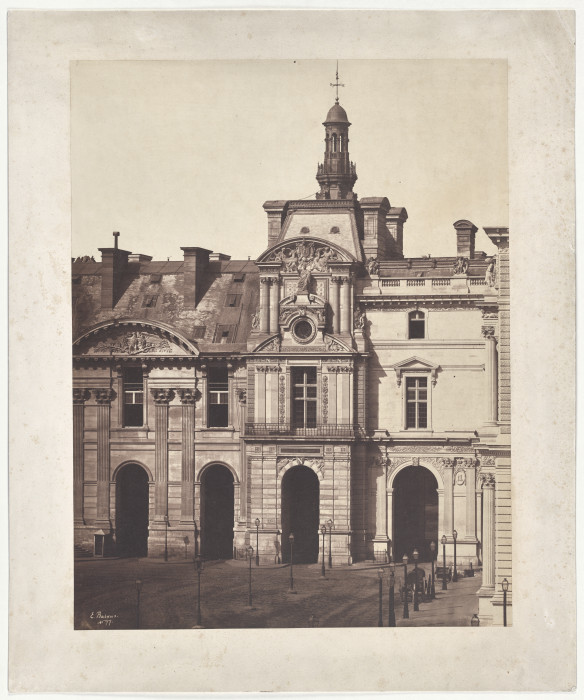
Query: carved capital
[[237, 389, 247, 404], [93, 388, 115, 405], [151, 388, 175, 405], [73, 388, 91, 405], [481, 326, 496, 338], [480, 473, 496, 488], [437, 457, 453, 470], [177, 388, 198, 404]]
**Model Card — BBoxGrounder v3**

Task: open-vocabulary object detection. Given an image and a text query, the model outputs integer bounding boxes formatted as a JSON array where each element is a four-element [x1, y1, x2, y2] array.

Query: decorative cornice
[[256, 364, 281, 372], [326, 365, 353, 372]]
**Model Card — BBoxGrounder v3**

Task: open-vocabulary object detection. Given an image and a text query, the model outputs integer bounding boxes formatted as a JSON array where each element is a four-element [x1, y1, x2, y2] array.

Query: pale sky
[[71, 59, 507, 261]]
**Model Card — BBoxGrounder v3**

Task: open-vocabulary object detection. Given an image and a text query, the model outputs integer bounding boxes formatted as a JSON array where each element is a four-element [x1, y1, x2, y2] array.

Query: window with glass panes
[[208, 367, 229, 427], [405, 376, 428, 429], [123, 367, 144, 427], [292, 367, 317, 428], [408, 310, 425, 339]]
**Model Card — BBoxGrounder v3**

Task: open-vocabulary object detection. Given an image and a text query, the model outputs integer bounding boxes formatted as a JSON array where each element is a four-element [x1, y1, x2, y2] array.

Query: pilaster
[[177, 388, 196, 523], [73, 389, 91, 525], [93, 388, 115, 530]]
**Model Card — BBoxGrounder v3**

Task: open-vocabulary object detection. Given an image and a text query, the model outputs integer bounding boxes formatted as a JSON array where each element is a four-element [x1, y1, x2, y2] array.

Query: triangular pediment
[[391, 356, 440, 386], [73, 319, 199, 357]]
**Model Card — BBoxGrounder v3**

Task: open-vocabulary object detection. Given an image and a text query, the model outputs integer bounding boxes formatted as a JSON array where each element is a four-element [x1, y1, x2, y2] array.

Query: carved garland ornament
[[279, 374, 286, 424], [322, 375, 328, 423]]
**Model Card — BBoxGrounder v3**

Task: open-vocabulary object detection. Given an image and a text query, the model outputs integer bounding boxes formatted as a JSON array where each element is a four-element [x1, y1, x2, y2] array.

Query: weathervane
[[330, 60, 345, 104]]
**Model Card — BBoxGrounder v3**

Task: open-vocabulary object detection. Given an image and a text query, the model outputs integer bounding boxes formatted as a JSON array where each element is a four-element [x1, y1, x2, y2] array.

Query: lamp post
[[377, 568, 384, 627], [430, 540, 436, 599], [501, 578, 509, 627], [441, 535, 447, 590], [288, 533, 296, 594], [388, 563, 396, 627], [452, 530, 458, 582], [327, 519, 333, 568], [320, 525, 327, 579], [402, 554, 409, 619], [193, 556, 204, 628], [135, 579, 143, 629], [247, 545, 254, 608], [413, 548, 420, 612], [255, 518, 260, 567]]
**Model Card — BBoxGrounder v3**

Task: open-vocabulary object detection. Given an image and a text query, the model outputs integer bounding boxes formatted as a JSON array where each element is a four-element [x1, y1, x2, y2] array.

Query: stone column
[[443, 460, 454, 538], [340, 277, 351, 334], [269, 277, 279, 334], [466, 464, 477, 540], [479, 473, 496, 593], [483, 327, 498, 425], [260, 278, 270, 333], [93, 388, 115, 528], [330, 276, 341, 334], [386, 487, 394, 559], [178, 388, 196, 523], [372, 458, 389, 560], [73, 389, 91, 525], [151, 389, 174, 521]]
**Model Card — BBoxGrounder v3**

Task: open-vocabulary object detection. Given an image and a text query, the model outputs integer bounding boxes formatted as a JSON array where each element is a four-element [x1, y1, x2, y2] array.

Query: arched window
[[332, 133, 337, 153], [408, 310, 425, 339], [339, 134, 343, 151]]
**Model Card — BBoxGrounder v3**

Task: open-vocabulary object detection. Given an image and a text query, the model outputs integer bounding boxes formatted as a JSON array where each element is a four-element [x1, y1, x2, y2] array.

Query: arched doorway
[[115, 464, 149, 557], [201, 465, 234, 559], [281, 465, 319, 564], [393, 466, 438, 562]]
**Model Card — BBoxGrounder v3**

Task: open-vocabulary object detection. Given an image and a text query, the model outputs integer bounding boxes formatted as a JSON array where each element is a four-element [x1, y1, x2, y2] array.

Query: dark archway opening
[[115, 464, 149, 557], [281, 465, 319, 564], [393, 466, 438, 562], [201, 465, 234, 560]]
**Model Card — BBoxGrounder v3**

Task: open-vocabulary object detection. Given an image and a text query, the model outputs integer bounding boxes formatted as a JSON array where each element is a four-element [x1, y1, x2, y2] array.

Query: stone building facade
[[72, 97, 511, 625]]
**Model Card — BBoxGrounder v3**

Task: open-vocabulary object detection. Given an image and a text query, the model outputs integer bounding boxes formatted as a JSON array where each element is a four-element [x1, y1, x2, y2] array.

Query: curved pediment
[[256, 237, 355, 270], [73, 319, 199, 357]]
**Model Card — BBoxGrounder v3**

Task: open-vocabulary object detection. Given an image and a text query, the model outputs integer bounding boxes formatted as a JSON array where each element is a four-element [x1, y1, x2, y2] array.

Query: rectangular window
[[213, 324, 235, 343], [192, 325, 206, 339], [208, 367, 229, 427], [406, 376, 427, 429], [142, 294, 158, 308], [225, 294, 242, 307], [232, 272, 246, 283], [123, 367, 144, 427], [292, 367, 317, 428]]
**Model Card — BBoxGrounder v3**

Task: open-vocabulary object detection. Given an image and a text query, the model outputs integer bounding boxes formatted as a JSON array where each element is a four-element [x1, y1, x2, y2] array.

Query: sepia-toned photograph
[[71, 58, 510, 629]]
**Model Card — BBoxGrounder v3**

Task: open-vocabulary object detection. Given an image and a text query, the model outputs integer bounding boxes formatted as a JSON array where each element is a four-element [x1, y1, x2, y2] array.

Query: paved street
[[75, 557, 481, 629]]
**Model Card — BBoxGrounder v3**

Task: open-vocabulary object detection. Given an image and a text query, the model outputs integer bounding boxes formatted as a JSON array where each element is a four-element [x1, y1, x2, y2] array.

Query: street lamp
[[501, 578, 509, 627], [388, 563, 396, 627], [430, 540, 436, 599], [441, 534, 448, 590], [452, 530, 458, 582], [288, 533, 296, 594], [402, 554, 409, 619], [135, 579, 143, 629], [327, 519, 333, 568], [413, 548, 420, 612], [320, 525, 327, 579], [377, 568, 384, 627], [255, 518, 260, 567], [193, 556, 204, 628], [247, 545, 254, 608]]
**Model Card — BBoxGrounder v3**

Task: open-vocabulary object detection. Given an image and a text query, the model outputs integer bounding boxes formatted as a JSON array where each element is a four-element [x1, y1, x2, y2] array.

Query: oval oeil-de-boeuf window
[[293, 319, 314, 342]]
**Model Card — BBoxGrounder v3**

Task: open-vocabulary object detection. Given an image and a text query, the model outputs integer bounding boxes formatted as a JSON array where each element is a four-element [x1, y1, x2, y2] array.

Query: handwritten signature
[[90, 611, 120, 627]]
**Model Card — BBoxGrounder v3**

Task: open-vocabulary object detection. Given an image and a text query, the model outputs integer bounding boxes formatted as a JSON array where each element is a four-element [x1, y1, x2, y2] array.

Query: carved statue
[[251, 311, 259, 329], [366, 257, 379, 275], [296, 267, 313, 294], [453, 257, 469, 275], [485, 258, 496, 287], [353, 308, 366, 330]]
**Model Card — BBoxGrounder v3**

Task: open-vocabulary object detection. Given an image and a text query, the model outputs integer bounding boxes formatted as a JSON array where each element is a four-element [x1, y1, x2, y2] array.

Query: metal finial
[[330, 60, 345, 103]]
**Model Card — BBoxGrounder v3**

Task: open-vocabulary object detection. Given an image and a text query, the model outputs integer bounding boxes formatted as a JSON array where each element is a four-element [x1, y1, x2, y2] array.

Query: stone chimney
[[360, 197, 392, 260], [453, 220, 478, 259], [181, 246, 212, 309], [98, 232, 131, 309], [386, 207, 408, 258], [263, 201, 288, 248]]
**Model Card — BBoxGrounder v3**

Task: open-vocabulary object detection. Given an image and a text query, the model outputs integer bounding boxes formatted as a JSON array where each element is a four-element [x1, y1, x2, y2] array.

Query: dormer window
[[408, 310, 425, 339]]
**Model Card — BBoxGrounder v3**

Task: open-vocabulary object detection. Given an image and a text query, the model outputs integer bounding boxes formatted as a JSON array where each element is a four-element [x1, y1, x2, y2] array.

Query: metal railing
[[245, 423, 358, 438]]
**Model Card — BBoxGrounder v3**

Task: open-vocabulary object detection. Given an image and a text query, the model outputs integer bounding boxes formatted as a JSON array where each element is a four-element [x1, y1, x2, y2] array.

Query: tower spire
[[330, 60, 345, 104]]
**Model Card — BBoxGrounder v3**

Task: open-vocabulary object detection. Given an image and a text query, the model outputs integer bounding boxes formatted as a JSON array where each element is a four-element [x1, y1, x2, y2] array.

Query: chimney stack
[[181, 247, 212, 309], [98, 232, 130, 309], [453, 220, 478, 259]]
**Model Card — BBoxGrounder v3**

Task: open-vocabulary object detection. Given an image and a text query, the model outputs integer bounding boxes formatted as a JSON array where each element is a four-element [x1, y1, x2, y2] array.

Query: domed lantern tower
[[316, 69, 357, 200]]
